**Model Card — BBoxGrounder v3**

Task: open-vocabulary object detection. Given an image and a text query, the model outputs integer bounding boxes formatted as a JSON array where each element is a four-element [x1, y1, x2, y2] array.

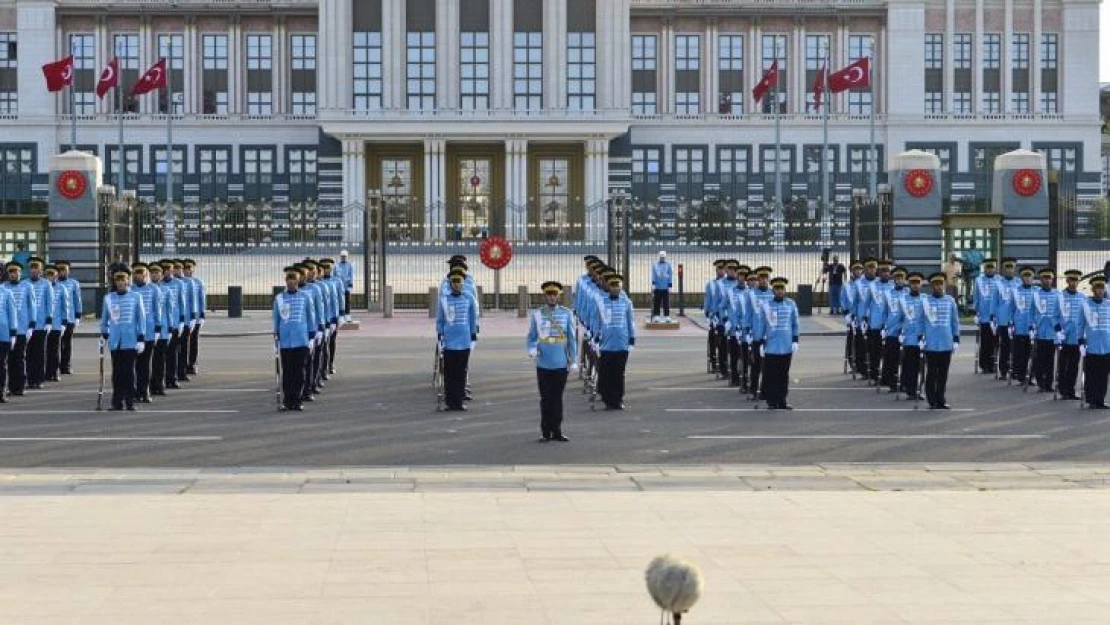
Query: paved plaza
[[4, 314, 1110, 624]]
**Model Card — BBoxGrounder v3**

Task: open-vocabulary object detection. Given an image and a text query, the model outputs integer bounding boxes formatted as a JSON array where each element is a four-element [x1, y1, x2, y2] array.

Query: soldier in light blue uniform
[[853, 258, 878, 376], [100, 265, 147, 411], [898, 272, 927, 401], [3, 261, 36, 396], [727, 264, 751, 390], [713, 260, 739, 380], [43, 264, 70, 383], [54, 260, 81, 375], [596, 273, 635, 410], [863, 260, 894, 383], [527, 281, 578, 442], [879, 266, 908, 392], [183, 259, 206, 376], [841, 260, 863, 374], [971, 258, 1000, 374], [273, 266, 318, 411], [1056, 270, 1085, 400], [756, 277, 799, 409], [320, 258, 345, 376], [575, 256, 602, 369], [334, 250, 354, 321], [1078, 275, 1110, 409], [0, 283, 16, 402], [310, 258, 337, 385], [130, 262, 162, 403], [171, 259, 195, 383], [158, 259, 186, 390], [147, 263, 170, 396], [1010, 266, 1038, 384], [746, 266, 774, 399], [704, 259, 726, 374], [922, 272, 960, 409], [23, 257, 53, 389], [650, 250, 673, 321], [436, 273, 479, 411], [991, 258, 1019, 380], [298, 261, 328, 400], [1031, 267, 1064, 393]]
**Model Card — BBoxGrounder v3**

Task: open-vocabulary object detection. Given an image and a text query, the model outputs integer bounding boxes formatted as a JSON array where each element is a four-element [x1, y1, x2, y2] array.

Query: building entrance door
[[446, 146, 504, 239]]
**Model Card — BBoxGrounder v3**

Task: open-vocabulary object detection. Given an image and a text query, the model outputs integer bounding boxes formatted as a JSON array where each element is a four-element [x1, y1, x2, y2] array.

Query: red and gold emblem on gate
[[480, 236, 512, 270], [904, 169, 934, 198], [57, 170, 87, 200], [1012, 169, 1042, 197]]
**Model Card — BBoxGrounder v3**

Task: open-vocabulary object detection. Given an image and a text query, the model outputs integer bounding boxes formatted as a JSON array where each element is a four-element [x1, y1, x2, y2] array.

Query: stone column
[[995, 150, 1048, 265], [889, 150, 943, 277], [973, 0, 983, 114], [423, 139, 447, 241], [945, 0, 954, 113], [1031, 0, 1042, 113], [704, 19, 716, 115], [1002, 0, 1012, 113], [228, 16, 241, 114], [748, 19, 759, 115], [794, 18, 804, 115], [661, 18, 674, 114]]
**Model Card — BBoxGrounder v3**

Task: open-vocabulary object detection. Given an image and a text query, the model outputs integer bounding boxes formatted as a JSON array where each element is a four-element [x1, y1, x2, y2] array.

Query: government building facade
[[0, 0, 1103, 245]]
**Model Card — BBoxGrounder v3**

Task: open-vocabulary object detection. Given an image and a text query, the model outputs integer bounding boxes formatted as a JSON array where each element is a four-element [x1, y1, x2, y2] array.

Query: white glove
[[98, 338, 105, 349], [844, 314, 853, 328], [135, 341, 145, 355], [9, 336, 14, 347], [154, 332, 160, 342], [861, 321, 869, 333], [628, 345, 634, 353], [74, 319, 81, 327], [177, 323, 184, 334], [791, 342, 799, 354], [1028, 329, 1035, 340], [1055, 331, 1065, 345], [952, 342, 959, 354], [990, 320, 998, 334], [528, 347, 538, 358], [44, 324, 51, 333], [569, 362, 579, 372], [470, 341, 477, 350], [880, 329, 887, 340], [918, 340, 925, 350], [25, 329, 32, 339], [974, 315, 981, 325], [1008, 326, 1014, 338], [759, 344, 766, 357], [1081, 345, 1088, 357], [198, 318, 205, 328], [898, 334, 905, 344]]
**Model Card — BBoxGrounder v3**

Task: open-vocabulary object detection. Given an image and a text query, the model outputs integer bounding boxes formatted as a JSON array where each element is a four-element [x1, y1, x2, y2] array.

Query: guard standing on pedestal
[[54, 260, 81, 375], [273, 266, 316, 412], [3, 261, 35, 397], [1079, 275, 1110, 409], [923, 272, 960, 409], [527, 281, 578, 442], [650, 251, 673, 322], [436, 273, 478, 411], [335, 250, 354, 322], [1057, 270, 1085, 400], [100, 265, 146, 412], [596, 273, 635, 410], [43, 264, 70, 382], [757, 277, 799, 410], [24, 257, 53, 390]]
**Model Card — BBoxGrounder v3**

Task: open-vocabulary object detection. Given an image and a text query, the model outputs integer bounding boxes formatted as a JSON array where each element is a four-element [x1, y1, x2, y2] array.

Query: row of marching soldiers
[[703, 259, 800, 410], [574, 256, 636, 411], [969, 259, 1110, 409], [841, 259, 959, 408], [271, 259, 344, 411], [0, 258, 82, 402], [98, 259, 206, 411]]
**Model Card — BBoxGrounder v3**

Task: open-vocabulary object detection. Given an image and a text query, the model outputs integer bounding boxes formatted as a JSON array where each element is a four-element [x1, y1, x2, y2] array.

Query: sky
[[1103, 1, 1110, 82]]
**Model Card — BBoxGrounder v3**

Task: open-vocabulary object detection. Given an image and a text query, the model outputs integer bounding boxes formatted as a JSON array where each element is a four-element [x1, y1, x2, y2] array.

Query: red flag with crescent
[[827, 57, 871, 93], [751, 60, 778, 104], [96, 57, 119, 98], [131, 58, 167, 96], [42, 56, 74, 93]]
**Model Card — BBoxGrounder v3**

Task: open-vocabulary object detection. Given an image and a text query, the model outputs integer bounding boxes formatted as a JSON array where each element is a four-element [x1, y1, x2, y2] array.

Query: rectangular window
[[406, 31, 436, 110], [847, 34, 873, 115], [804, 34, 830, 113], [761, 34, 787, 114], [566, 32, 595, 110], [113, 34, 140, 112], [760, 146, 792, 175], [632, 34, 657, 115], [1011, 33, 1029, 113], [981, 33, 1001, 113], [953, 33, 972, 69], [198, 147, 230, 174], [675, 91, 699, 115], [513, 31, 542, 110], [718, 34, 743, 114], [953, 33, 972, 114], [69, 34, 96, 115], [246, 34, 272, 116], [202, 34, 229, 115], [632, 91, 656, 115], [674, 147, 705, 173], [674, 34, 700, 115], [1040, 33, 1058, 113], [925, 91, 943, 114], [925, 33, 944, 70], [157, 34, 185, 114], [243, 147, 275, 174], [152, 146, 185, 175], [675, 34, 699, 71], [631, 148, 661, 175], [288, 147, 317, 176], [353, 31, 383, 111], [803, 145, 838, 175], [718, 147, 749, 174], [460, 31, 489, 110], [0, 33, 17, 115], [290, 34, 316, 115], [105, 146, 142, 178], [924, 33, 943, 114], [953, 91, 972, 115], [1035, 145, 1078, 173], [848, 146, 879, 174], [0, 146, 34, 174]]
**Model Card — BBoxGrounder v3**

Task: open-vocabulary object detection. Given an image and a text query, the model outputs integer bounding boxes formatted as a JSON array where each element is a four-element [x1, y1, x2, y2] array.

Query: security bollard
[[517, 285, 528, 317], [428, 287, 438, 318], [384, 285, 394, 318]]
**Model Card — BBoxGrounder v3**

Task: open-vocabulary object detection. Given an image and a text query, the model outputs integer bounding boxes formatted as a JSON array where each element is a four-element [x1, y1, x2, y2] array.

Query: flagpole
[[165, 81, 175, 255], [69, 83, 76, 150], [773, 63, 781, 213], [868, 55, 876, 199], [117, 82, 124, 198], [821, 55, 829, 235]]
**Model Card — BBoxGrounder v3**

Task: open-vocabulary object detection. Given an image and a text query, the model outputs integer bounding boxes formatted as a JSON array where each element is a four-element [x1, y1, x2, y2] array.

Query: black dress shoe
[[779, 404, 794, 410], [302, 395, 315, 402], [61, 369, 72, 375], [553, 434, 569, 442], [166, 382, 181, 389], [11, 390, 24, 396], [126, 404, 137, 412], [1096, 403, 1110, 410], [48, 375, 60, 382], [329, 368, 337, 375], [0, 395, 7, 403], [538, 437, 550, 443], [186, 366, 198, 375], [109, 406, 123, 411], [140, 396, 152, 404], [447, 405, 468, 412]]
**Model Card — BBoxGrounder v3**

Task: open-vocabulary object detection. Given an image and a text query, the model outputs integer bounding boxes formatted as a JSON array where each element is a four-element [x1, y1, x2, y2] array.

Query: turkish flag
[[751, 60, 778, 104], [131, 58, 166, 96], [811, 61, 826, 111], [828, 57, 871, 93], [42, 56, 74, 93], [96, 57, 119, 98]]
